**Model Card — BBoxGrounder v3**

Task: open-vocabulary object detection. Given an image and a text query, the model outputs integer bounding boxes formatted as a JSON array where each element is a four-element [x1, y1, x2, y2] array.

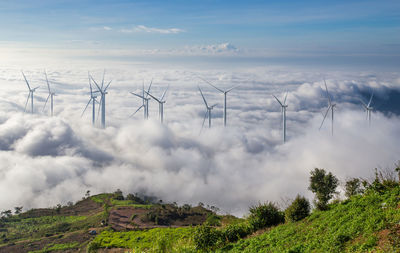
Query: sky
[[0, 0, 399, 66], [0, 1, 400, 216]]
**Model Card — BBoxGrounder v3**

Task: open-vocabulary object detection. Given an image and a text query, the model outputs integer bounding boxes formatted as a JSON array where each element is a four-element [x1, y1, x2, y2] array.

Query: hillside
[[1, 173, 400, 252]]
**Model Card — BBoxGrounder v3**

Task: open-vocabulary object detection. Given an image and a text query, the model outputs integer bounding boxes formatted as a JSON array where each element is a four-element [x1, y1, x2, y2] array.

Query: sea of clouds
[[0, 59, 399, 216]]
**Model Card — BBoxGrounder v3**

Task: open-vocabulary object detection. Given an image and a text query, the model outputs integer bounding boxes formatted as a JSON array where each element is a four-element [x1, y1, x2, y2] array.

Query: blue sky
[[0, 0, 399, 60]]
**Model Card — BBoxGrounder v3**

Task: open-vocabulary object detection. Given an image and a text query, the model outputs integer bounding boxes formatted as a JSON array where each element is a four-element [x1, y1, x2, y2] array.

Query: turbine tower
[[22, 71, 39, 114], [91, 71, 111, 129], [199, 77, 237, 127], [82, 73, 98, 126], [199, 87, 217, 129], [272, 92, 288, 143], [43, 71, 56, 117], [360, 92, 374, 126], [320, 80, 336, 136], [145, 85, 169, 123], [130, 80, 152, 119]]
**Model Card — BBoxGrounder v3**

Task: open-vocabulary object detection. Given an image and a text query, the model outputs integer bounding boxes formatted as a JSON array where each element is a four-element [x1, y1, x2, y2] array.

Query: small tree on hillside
[[285, 195, 310, 222], [345, 178, 363, 198], [14, 206, 23, 215], [308, 168, 339, 210]]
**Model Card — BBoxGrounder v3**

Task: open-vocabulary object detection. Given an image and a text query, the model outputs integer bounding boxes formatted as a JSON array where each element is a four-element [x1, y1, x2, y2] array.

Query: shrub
[[248, 202, 284, 231], [308, 168, 339, 210], [345, 178, 364, 198], [193, 225, 222, 251], [113, 189, 124, 200], [285, 195, 310, 222], [205, 213, 221, 226], [222, 223, 251, 242]]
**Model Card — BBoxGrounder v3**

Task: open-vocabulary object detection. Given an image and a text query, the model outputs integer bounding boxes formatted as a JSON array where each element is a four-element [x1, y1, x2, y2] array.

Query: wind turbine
[[130, 80, 152, 119], [199, 86, 217, 129], [319, 80, 336, 136], [90, 71, 111, 129], [272, 92, 288, 143], [360, 92, 374, 126], [82, 73, 98, 126], [145, 85, 169, 123], [21, 71, 39, 114], [42, 71, 56, 117], [199, 77, 237, 127]]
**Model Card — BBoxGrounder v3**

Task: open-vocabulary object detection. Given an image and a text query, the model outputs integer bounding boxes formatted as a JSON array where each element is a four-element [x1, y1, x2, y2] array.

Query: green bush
[[193, 225, 222, 251], [205, 213, 221, 226], [248, 202, 284, 231], [308, 168, 339, 210], [345, 178, 363, 198], [285, 195, 310, 222], [222, 223, 251, 242]]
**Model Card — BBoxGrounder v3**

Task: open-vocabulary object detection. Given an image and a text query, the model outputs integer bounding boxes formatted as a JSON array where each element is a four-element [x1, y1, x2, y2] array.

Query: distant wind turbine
[[21, 71, 39, 114], [90, 71, 111, 129], [319, 80, 336, 136], [145, 85, 169, 123], [130, 79, 152, 119], [272, 92, 288, 143], [199, 86, 217, 129], [82, 73, 99, 126], [199, 77, 238, 127], [42, 71, 56, 117], [360, 92, 374, 126]]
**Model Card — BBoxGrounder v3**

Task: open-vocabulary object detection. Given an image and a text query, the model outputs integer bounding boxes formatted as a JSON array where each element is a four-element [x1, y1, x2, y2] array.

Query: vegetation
[[248, 202, 284, 231], [285, 195, 310, 222], [308, 168, 339, 210]]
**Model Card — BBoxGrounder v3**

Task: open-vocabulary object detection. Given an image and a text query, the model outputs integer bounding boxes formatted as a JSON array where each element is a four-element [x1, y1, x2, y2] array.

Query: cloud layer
[[0, 64, 399, 216]]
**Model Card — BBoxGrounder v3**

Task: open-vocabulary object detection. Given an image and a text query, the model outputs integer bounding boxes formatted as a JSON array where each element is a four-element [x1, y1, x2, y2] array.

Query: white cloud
[[120, 25, 185, 34], [103, 26, 112, 31]]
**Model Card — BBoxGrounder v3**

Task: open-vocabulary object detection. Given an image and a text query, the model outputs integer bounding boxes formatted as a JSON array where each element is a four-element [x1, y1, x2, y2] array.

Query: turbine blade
[[44, 71, 51, 93], [324, 79, 332, 106], [91, 76, 102, 92], [198, 86, 209, 108], [104, 80, 112, 91], [21, 71, 31, 90], [97, 97, 102, 122], [145, 91, 161, 103], [283, 91, 288, 104], [42, 94, 50, 111], [319, 106, 331, 130], [201, 110, 208, 130], [130, 105, 144, 117], [359, 98, 368, 109], [24, 93, 30, 112], [160, 85, 169, 101], [210, 103, 218, 108], [130, 92, 145, 99], [101, 69, 105, 89], [81, 98, 92, 117], [198, 76, 224, 93], [88, 72, 93, 95], [367, 92, 374, 107], [272, 95, 283, 107], [146, 79, 153, 98], [226, 85, 239, 93]]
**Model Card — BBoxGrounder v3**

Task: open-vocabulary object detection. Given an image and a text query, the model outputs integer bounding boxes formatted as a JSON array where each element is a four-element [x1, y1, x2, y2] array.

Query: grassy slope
[[217, 186, 400, 252]]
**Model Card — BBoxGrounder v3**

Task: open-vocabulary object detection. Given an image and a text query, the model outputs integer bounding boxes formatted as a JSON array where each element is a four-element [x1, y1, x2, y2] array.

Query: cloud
[[0, 65, 399, 216], [103, 26, 112, 31], [120, 25, 185, 34]]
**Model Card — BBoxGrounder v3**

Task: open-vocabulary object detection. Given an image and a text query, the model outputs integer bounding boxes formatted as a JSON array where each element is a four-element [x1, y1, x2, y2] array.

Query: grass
[[28, 242, 80, 253], [110, 199, 153, 208], [216, 186, 400, 252], [88, 227, 196, 252]]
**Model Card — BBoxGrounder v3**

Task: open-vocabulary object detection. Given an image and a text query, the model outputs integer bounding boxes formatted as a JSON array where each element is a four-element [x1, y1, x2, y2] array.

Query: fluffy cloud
[[120, 25, 185, 34], [0, 64, 399, 216]]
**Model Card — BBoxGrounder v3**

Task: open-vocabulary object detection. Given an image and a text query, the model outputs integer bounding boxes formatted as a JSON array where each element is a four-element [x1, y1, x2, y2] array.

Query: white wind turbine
[[90, 71, 111, 129], [22, 71, 39, 114], [272, 92, 288, 143], [319, 80, 336, 136], [360, 92, 374, 126], [42, 71, 56, 117], [199, 77, 238, 127], [145, 85, 169, 123], [82, 73, 99, 126], [130, 80, 152, 119], [199, 86, 217, 129]]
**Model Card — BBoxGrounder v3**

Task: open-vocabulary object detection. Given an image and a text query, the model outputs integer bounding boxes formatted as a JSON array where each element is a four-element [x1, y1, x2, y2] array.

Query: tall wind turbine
[[145, 85, 169, 123], [42, 71, 56, 117], [272, 92, 288, 143], [199, 87, 217, 129], [91, 71, 111, 129], [82, 73, 98, 126], [130, 80, 152, 119], [360, 92, 374, 126], [199, 77, 237, 127], [22, 71, 39, 114], [319, 80, 336, 136]]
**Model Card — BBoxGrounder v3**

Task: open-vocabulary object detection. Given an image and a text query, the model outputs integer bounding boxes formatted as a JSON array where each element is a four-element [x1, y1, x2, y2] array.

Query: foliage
[[193, 225, 222, 251], [308, 168, 339, 210], [285, 195, 310, 222], [222, 222, 251, 243], [248, 202, 284, 231], [345, 178, 364, 198], [205, 213, 222, 226]]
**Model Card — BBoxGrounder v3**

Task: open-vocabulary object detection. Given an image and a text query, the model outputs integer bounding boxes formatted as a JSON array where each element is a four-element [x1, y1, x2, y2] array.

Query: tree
[[308, 168, 339, 210], [114, 189, 124, 200], [14, 206, 23, 215], [85, 190, 91, 198], [285, 195, 310, 222], [248, 202, 284, 231], [345, 178, 363, 198], [1, 210, 12, 218]]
